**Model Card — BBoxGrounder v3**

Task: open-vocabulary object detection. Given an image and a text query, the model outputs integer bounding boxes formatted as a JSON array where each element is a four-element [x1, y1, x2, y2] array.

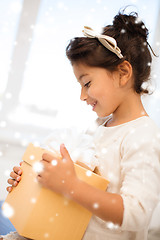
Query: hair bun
[[113, 11, 149, 41]]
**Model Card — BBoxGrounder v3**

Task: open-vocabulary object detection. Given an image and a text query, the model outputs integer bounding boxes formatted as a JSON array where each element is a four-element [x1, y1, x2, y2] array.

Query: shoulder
[[123, 117, 160, 142], [121, 117, 160, 154]]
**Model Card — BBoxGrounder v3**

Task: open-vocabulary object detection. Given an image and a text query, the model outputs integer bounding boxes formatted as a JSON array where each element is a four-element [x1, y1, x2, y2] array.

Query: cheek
[[88, 86, 102, 98]]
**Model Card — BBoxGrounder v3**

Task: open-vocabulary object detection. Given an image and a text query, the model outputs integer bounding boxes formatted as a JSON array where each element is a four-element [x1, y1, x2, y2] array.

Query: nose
[[80, 87, 87, 101]]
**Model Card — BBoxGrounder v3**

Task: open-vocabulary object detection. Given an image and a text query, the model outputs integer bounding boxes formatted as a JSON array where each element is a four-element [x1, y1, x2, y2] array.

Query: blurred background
[[0, 0, 160, 236]]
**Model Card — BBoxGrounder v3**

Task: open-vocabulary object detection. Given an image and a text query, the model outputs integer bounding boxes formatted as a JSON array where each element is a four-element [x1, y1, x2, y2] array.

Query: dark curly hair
[[66, 10, 156, 94]]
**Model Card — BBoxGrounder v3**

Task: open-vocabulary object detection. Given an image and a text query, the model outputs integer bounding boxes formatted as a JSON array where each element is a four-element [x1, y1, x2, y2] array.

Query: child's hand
[[37, 144, 78, 197], [6, 162, 23, 193]]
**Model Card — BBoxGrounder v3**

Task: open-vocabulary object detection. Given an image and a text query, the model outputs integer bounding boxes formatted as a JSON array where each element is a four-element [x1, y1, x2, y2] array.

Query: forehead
[[73, 63, 94, 81]]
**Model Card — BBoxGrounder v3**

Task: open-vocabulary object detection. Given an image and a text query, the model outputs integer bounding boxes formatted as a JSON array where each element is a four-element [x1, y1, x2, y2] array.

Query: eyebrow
[[78, 74, 89, 81]]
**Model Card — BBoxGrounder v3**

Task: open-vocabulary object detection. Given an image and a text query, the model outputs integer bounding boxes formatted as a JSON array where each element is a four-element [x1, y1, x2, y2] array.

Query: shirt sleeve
[[119, 125, 160, 231]]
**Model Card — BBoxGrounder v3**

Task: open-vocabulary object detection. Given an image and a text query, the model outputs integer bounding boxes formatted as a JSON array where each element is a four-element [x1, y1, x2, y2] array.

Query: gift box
[[3, 143, 109, 240]]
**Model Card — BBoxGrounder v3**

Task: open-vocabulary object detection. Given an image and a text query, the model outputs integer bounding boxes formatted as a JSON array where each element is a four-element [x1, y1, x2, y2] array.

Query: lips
[[87, 101, 97, 111]]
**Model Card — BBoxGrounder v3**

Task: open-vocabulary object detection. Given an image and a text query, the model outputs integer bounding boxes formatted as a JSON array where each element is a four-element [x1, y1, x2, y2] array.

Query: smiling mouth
[[90, 102, 97, 111]]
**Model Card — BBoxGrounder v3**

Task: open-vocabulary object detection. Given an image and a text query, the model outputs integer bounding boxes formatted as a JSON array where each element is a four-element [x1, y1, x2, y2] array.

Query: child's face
[[73, 63, 126, 118]]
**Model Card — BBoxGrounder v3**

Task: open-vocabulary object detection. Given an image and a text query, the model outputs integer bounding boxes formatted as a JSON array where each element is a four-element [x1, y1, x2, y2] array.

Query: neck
[[107, 91, 148, 127]]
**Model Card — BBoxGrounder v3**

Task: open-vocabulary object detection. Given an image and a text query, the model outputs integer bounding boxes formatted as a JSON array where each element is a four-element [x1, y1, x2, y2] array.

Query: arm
[[69, 177, 124, 225], [37, 144, 124, 226]]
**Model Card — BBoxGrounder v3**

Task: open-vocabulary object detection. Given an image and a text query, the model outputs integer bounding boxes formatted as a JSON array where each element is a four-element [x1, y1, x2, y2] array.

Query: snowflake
[[5, 92, 12, 99], [72, 149, 80, 159], [2, 203, 14, 218], [108, 172, 114, 181], [10, 2, 22, 14], [142, 178, 146, 183], [30, 25, 35, 29], [51, 160, 58, 166], [0, 120, 7, 128], [156, 133, 160, 139], [106, 221, 119, 229], [129, 129, 135, 134], [33, 141, 40, 147], [30, 155, 35, 160], [14, 41, 18, 46], [66, 170, 71, 175], [132, 143, 139, 150], [44, 233, 49, 238], [14, 132, 21, 139], [101, 147, 108, 154], [153, 90, 160, 99], [120, 29, 126, 34], [135, 17, 142, 24], [86, 170, 92, 177], [93, 202, 99, 209], [32, 162, 44, 173], [31, 133, 36, 139], [153, 74, 157, 79], [49, 217, 54, 222], [62, 158, 67, 163], [90, 8, 95, 12], [31, 198, 37, 204], [21, 139, 28, 147], [60, 132, 67, 140], [34, 178, 38, 183], [64, 200, 69, 206], [4, 169, 10, 177]]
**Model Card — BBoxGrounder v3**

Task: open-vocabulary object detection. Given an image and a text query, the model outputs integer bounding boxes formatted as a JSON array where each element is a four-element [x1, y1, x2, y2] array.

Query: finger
[[42, 153, 53, 162], [13, 166, 22, 175], [60, 144, 72, 161], [7, 178, 18, 187], [37, 174, 43, 184], [19, 161, 23, 166], [42, 153, 61, 163], [10, 171, 21, 181], [40, 160, 52, 171], [6, 186, 13, 193]]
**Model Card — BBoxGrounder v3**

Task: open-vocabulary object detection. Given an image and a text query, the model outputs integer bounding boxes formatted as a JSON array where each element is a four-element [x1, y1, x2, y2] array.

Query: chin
[[96, 113, 106, 118], [97, 111, 111, 119]]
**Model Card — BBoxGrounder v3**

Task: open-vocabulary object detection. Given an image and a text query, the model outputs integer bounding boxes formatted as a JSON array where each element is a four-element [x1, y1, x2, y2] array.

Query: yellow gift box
[[3, 143, 109, 240]]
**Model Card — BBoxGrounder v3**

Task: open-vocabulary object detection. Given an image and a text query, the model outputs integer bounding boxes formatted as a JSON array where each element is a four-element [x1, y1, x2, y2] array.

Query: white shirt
[[83, 116, 160, 240]]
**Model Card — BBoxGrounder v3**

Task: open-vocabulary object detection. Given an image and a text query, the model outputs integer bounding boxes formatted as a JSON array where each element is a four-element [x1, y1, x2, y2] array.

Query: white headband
[[82, 26, 123, 59]]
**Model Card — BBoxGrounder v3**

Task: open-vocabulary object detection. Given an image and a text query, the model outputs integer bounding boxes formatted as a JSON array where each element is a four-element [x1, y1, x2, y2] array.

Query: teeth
[[91, 102, 96, 107]]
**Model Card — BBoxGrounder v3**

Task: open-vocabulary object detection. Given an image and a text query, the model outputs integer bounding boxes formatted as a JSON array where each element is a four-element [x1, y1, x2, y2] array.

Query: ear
[[117, 60, 133, 87]]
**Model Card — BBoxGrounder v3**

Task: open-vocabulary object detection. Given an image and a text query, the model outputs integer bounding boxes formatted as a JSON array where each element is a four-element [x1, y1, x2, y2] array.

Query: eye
[[84, 81, 91, 88]]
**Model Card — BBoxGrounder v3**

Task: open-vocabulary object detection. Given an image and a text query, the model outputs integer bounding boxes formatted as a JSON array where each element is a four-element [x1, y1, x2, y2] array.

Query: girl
[[4, 10, 160, 240]]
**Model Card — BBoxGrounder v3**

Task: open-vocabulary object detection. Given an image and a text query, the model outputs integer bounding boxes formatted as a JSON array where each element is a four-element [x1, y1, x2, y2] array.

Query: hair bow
[[82, 26, 123, 59]]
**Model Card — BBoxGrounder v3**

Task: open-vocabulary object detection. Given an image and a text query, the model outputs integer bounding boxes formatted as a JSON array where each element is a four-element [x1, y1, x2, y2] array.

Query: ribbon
[[82, 26, 123, 59]]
